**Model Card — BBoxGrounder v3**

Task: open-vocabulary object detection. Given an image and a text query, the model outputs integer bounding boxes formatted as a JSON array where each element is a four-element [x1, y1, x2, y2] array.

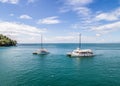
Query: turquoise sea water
[[0, 43, 120, 86]]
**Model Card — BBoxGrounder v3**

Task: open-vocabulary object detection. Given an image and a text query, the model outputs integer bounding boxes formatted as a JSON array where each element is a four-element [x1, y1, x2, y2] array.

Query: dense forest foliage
[[0, 34, 17, 46]]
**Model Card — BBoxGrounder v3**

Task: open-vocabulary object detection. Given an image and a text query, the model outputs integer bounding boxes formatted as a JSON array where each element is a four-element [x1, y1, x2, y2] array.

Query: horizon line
[[17, 42, 120, 44]]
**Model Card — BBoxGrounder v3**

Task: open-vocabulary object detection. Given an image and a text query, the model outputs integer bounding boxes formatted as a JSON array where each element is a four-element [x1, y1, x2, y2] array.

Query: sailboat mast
[[41, 35, 43, 49], [79, 33, 81, 49]]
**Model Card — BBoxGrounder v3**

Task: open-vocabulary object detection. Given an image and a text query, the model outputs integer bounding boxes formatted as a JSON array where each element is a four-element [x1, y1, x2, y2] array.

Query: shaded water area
[[0, 43, 120, 86]]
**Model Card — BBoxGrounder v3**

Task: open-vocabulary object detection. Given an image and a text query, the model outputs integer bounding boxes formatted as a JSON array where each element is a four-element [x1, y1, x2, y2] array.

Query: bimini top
[[73, 48, 93, 53]]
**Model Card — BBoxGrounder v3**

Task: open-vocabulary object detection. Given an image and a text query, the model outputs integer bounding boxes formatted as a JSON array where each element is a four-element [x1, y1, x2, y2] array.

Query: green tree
[[0, 34, 17, 46]]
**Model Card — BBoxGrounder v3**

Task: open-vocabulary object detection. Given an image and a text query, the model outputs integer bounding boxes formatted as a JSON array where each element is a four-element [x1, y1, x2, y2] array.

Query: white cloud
[[59, 1, 120, 43], [70, 7, 120, 38], [19, 14, 32, 19], [66, 0, 93, 6], [73, 7, 91, 16], [0, 21, 47, 43], [45, 36, 76, 43], [96, 34, 101, 37], [95, 7, 120, 21], [92, 21, 120, 33], [60, 0, 93, 16], [27, 0, 35, 3], [37, 16, 61, 24], [55, 36, 75, 41], [0, 0, 36, 4], [96, 13, 118, 21], [0, 0, 19, 4], [10, 13, 14, 16], [45, 35, 103, 43]]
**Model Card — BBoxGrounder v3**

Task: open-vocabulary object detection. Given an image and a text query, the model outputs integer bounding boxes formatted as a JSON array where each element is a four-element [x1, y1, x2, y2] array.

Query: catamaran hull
[[67, 53, 94, 57], [33, 52, 49, 55], [33, 49, 49, 55]]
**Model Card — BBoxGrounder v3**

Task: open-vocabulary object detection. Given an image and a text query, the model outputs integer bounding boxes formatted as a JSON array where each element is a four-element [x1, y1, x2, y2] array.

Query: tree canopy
[[0, 34, 17, 46]]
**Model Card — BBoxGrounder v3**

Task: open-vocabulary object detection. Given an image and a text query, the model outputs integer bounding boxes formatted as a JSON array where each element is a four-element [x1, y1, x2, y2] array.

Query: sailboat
[[67, 34, 94, 57], [33, 35, 49, 55]]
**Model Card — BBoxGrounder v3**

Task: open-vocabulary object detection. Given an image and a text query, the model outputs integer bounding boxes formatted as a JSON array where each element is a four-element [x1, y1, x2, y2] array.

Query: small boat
[[67, 34, 94, 57], [67, 48, 93, 57], [33, 48, 49, 55], [33, 35, 49, 55]]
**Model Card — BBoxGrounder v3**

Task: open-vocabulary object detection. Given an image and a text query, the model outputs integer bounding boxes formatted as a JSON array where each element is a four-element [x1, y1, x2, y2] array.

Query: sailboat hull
[[67, 53, 94, 57], [33, 49, 49, 55]]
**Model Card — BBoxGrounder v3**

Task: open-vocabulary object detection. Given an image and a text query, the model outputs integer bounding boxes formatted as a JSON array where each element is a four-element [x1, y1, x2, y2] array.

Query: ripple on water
[[0, 44, 120, 86]]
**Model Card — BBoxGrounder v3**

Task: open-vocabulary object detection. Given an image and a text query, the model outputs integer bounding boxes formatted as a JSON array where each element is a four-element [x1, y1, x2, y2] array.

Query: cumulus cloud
[[37, 16, 61, 24], [19, 14, 32, 19], [0, 0, 19, 4], [0, 21, 47, 43]]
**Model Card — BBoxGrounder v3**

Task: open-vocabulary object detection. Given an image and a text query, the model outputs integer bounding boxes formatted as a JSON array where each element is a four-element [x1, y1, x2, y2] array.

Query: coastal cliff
[[0, 34, 17, 46]]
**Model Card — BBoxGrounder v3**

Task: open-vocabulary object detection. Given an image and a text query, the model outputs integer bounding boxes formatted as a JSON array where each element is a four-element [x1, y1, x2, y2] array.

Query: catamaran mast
[[41, 35, 43, 49], [79, 33, 81, 49]]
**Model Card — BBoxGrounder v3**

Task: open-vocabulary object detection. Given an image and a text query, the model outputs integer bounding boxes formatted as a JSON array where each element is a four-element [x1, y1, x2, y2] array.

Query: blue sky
[[0, 0, 120, 43]]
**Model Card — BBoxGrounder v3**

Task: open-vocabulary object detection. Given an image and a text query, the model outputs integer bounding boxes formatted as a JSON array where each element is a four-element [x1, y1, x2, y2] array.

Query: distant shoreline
[[17, 43, 120, 45]]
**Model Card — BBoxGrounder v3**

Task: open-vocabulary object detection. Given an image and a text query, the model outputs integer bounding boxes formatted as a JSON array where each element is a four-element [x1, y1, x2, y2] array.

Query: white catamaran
[[33, 35, 49, 55], [67, 34, 94, 57]]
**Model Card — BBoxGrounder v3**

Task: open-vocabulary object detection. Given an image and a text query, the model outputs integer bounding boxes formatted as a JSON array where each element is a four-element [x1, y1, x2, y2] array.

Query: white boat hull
[[33, 48, 49, 55], [71, 53, 94, 57], [67, 53, 94, 57], [67, 48, 94, 57]]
